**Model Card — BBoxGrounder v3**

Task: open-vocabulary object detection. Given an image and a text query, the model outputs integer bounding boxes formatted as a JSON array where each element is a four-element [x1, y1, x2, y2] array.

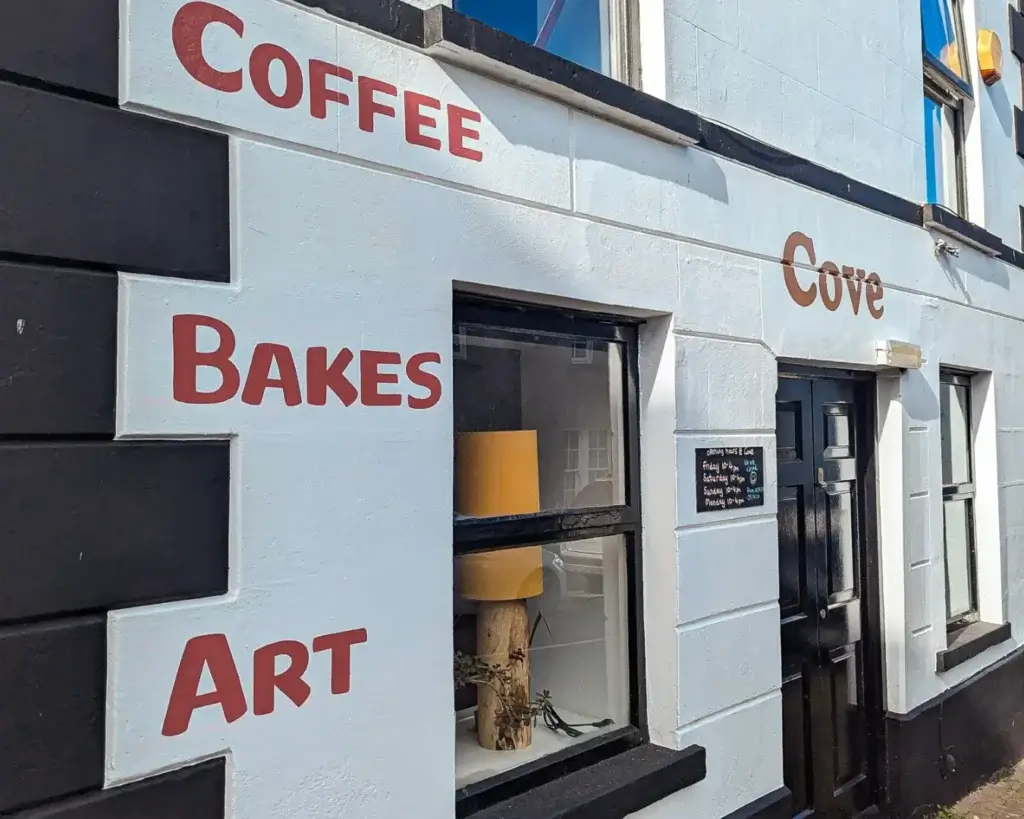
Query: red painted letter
[[172, 314, 241, 404], [357, 76, 397, 132], [249, 43, 303, 109], [162, 634, 247, 737], [252, 640, 312, 716], [447, 105, 483, 161], [406, 352, 442, 409], [309, 59, 353, 119], [242, 343, 303, 406], [360, 350, 402, 406], [404, 91, 442, 150], [312, 628, 368, 695], [172, 1, 244, 92], [306, 347, 358, 406]]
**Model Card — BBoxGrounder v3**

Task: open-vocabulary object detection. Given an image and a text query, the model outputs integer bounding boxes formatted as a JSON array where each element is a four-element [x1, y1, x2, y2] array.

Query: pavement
[[951, 761, 1024, 818]]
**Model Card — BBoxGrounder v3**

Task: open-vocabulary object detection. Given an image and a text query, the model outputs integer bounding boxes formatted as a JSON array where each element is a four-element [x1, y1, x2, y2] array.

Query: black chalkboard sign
[[695, 447, 765, 512]]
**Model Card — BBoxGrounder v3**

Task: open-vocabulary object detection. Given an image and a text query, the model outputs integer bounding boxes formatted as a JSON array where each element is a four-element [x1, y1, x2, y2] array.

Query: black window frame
[[939, 369, 979, 632], [452, 295, 647, 816], [922, 0, 972, 217]]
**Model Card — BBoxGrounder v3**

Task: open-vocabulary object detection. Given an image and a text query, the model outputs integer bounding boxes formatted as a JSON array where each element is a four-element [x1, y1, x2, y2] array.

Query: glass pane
[[943, 498, 974, 619], [453, 0, 612, 76], [940, 378, 971, 485], [453, 323, 625, 517], [924, 96, 959, 210], [921, 0, 967, 81], [453, 535, 630, 787]]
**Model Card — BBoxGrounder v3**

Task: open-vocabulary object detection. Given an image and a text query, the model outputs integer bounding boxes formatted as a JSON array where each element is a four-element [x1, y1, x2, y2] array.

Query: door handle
[[817, 467, 825, 486]]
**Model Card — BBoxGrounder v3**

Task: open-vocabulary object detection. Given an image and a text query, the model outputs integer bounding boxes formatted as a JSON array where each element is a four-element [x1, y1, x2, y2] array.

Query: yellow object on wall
[[978, 29, 1003, 85], [455, 430, 544, 601]]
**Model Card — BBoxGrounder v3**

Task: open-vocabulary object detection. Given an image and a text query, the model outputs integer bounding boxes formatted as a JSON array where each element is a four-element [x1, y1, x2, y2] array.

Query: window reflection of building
[[563, 428, 614, 508]]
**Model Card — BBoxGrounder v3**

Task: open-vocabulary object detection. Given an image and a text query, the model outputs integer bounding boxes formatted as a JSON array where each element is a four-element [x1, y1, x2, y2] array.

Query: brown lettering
[[818, 262, 842, 311], [782, 231, 817, 307], [865, 273, 885, 318], [781, 232, 885, 320], [842, 266, 865, 315]]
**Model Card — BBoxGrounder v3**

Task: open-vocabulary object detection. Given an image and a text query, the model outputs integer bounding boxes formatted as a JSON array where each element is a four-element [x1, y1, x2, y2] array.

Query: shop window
[[452, 298, 642, 800], [452, 0, 636, 81], [921, 0, 971, 215], [940, 370, 978, 627]]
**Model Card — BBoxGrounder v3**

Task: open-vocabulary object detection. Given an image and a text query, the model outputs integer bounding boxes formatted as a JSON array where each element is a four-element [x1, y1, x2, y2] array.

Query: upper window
[[452, 0, 635, 81], [921, 0, 972, 215], [451, 298, 643, 809], [940, 370, 978, 629]]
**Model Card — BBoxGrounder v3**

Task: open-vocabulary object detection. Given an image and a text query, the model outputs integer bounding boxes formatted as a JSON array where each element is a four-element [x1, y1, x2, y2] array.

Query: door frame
[[778, 363, 887, 814]]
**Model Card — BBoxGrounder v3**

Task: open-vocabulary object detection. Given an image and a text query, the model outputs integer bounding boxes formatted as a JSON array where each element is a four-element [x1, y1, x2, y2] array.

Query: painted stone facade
[[4, 0, 1024, 817]]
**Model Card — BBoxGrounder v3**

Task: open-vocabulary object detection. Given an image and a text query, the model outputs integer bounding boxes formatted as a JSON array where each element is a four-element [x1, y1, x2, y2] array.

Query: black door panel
[[777, 374, 879, 819]]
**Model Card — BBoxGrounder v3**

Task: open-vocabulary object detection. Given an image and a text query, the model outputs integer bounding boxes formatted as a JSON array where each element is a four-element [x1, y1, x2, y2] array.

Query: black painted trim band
[[0, 0, 119, 100], [0, 616, 106, 813], [1011, 4, 1024, 62], [884, 640, 1024, 817], [8, 759, 227, 819], [720, 787, 792, 819], [936, 621, 1012, 672], [0, 80, 230, 281], [463, 743, 706, 819], [0, 441, 230, 623], [0, 2, 233, 816], [888, 641, 1024, 722]]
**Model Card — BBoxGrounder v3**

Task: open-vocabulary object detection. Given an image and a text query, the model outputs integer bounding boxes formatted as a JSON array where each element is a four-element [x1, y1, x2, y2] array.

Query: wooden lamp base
[[476, 599, 532, 751]]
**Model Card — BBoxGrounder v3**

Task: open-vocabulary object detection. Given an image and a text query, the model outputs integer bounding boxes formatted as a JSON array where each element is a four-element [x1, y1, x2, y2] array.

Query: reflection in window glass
[[453, 324, 625, 516], [923, 95, 960, 210], [940, 379, 971, 486], [943, 499, 974, 619], [921, 0, 966, 81], [453, 535, 629, 787], [453, 0, 612, 76]]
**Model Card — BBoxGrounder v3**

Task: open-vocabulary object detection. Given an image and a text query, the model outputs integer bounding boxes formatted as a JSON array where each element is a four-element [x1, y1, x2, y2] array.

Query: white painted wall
[[112, 0, 1024, 817], [660, 0, 925, 201], [964, 0, 1024, 245]]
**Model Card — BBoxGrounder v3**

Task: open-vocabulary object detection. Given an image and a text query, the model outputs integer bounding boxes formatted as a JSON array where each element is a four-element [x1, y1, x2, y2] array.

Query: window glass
[[924, 95, 959, 210], [453, 324, 626, 516], [453, 535, 629, 787], [943, 499, 974, 618], [453, 0, 612, 75], [921, 0, 966, 81], [940, 378, 971, 486]]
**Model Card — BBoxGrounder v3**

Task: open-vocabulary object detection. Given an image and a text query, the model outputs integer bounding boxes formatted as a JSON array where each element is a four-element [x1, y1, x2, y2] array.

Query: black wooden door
[[777, 374, 879, 819]]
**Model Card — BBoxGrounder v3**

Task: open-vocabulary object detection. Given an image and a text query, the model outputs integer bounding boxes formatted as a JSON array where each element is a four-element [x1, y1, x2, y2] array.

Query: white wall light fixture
[[875, 340, 923, 370]]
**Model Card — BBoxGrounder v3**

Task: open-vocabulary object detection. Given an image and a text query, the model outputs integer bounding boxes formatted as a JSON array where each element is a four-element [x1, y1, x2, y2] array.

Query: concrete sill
[[936, 621, 1012, 673]]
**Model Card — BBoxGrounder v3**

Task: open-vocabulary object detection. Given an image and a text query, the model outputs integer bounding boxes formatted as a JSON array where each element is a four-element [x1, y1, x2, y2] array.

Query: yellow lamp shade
[[455, 430, 544, 601]]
